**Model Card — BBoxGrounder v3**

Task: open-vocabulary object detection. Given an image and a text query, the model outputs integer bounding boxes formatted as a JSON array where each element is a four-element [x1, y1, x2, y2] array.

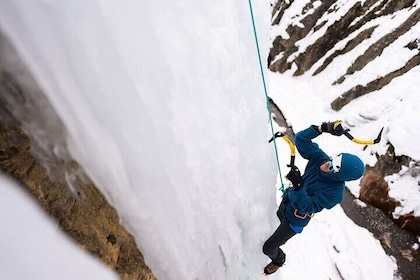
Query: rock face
[[360, 146, 420, 235], [270, 0, 418, 79], [270, 0, 420, 112], [341, 188, 420, 280], [0, 126, 156, 280], [269, 0, 420, 236], [359, 169, 399, 215]]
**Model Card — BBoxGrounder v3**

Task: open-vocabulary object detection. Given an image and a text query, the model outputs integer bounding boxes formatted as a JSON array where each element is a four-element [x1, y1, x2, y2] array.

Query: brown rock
[[379, 232, 392, 248], [359, 169, 399, 215], [0, 125, 156, 280], [395, 214, 420, 235], [358, 145, 420, 235]]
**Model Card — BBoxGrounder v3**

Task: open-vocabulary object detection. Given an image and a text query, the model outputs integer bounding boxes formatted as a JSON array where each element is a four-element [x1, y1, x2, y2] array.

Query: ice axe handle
[[288, 156, 295, 168], [343, 127, 384, 145], [268, 132, 296, 168]]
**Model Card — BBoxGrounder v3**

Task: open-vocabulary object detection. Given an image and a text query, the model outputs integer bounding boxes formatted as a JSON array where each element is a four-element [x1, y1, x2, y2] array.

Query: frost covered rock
[[360, 145, 420, 235]]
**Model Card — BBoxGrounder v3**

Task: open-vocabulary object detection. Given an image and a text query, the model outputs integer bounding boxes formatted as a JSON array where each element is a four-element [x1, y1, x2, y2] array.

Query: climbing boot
[[263, 253, 285, 276], [263, 261, 281, 275]]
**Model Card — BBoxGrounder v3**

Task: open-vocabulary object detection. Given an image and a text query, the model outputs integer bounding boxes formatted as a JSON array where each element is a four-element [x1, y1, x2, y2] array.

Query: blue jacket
[[284, 125, 364, 230]]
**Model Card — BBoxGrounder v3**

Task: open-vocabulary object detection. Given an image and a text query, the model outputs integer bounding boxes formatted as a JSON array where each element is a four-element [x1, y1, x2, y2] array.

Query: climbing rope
[[247, 0, 285, 192]]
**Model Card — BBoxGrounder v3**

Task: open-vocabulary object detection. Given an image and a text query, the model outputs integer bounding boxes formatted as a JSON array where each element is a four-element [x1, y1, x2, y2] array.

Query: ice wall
[[0, 1, 278, 279]]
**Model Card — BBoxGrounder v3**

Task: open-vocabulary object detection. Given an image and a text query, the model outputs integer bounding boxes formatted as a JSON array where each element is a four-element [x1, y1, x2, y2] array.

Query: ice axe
[[332, 120, 384, 145], [269, 132, 296, 168], [342, 126, 384, 145]]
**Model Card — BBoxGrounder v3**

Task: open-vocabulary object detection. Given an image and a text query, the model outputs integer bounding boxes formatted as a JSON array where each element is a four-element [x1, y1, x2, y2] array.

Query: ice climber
[[263, 121, 365, 275]]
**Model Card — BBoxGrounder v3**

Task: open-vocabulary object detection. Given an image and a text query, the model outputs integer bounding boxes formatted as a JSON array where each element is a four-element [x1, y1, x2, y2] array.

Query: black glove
[[286, 166, 303, 191], [321, 120, 345, 136]]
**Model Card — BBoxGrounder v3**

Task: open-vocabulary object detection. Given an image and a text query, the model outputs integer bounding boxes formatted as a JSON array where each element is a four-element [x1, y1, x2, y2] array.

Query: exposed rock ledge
[[0, 124, 156, 280]]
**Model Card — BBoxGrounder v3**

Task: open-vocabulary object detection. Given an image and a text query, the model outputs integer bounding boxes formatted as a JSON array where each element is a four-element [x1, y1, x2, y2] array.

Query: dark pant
[[262, 200, 296, 265]]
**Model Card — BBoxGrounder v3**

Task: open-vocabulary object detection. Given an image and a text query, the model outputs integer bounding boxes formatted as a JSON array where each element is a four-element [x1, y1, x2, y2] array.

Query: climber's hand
[[286, 166, 303, 191], [321, 120, 345, 136]]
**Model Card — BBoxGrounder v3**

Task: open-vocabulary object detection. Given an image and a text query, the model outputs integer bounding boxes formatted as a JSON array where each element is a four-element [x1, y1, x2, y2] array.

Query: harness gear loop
[[294, 209, 314, 219]]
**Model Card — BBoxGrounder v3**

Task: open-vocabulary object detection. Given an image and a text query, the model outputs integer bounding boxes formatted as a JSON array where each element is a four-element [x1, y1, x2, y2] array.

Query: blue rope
[[247, 0, 285, 192]]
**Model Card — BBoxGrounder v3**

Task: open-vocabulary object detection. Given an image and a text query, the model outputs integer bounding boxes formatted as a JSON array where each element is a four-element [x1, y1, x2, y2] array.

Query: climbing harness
[[293, 209, 314, 220]]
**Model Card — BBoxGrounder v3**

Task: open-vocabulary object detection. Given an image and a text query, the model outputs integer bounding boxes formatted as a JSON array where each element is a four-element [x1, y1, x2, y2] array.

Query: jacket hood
[[321, 153, 365, 182]]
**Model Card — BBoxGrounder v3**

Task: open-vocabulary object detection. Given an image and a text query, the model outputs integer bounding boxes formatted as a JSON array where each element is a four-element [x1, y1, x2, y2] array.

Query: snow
[[387, 165, 420, 219], [0, 174, 118, 280], [278, 207, 396, 280], [0, 0, 417, 279]]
